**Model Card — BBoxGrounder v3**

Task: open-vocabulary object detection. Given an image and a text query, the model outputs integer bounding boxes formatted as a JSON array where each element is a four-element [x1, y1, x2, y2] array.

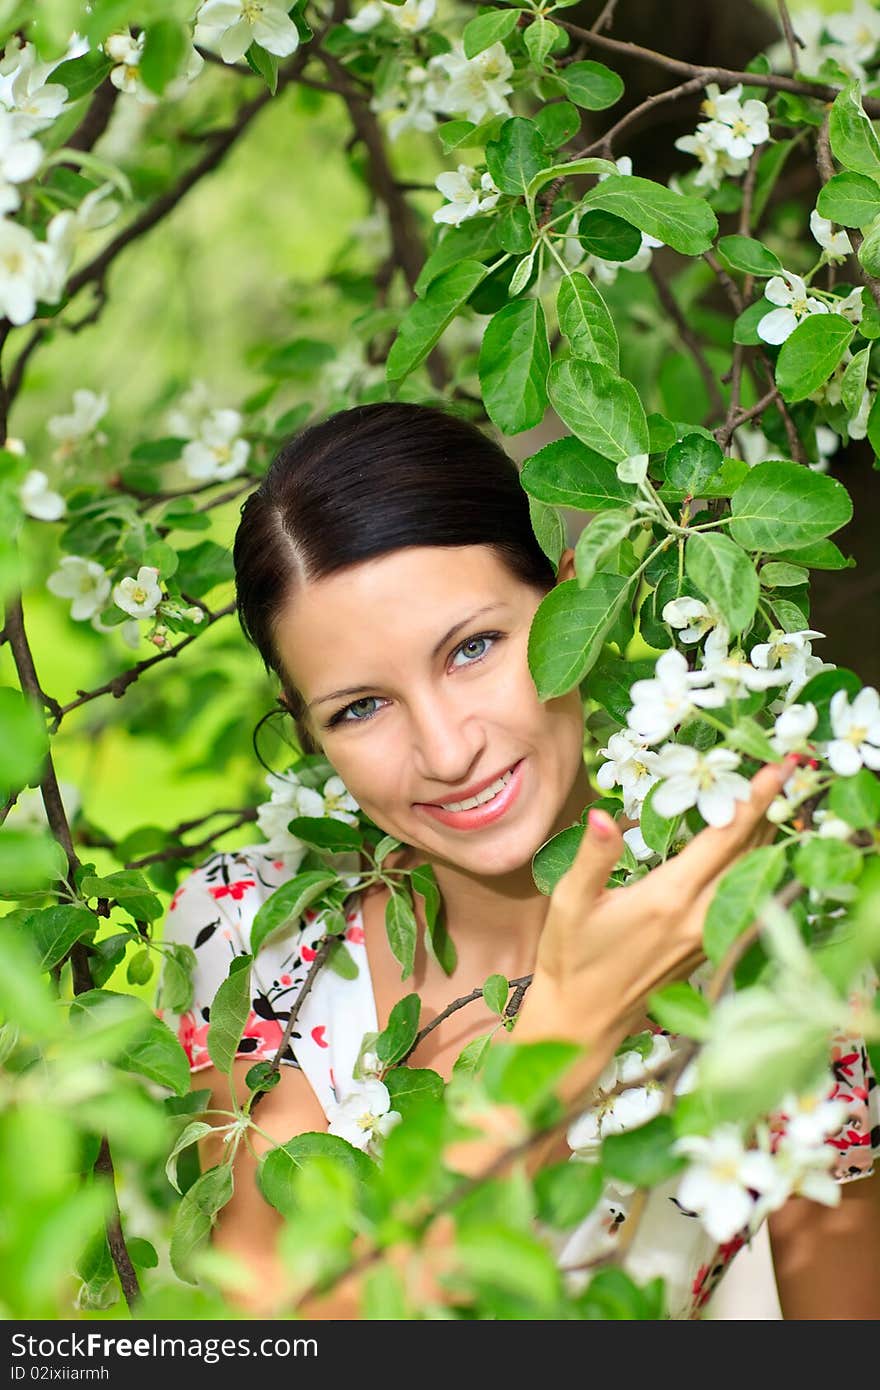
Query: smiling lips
[[416, 758, 526, 831]]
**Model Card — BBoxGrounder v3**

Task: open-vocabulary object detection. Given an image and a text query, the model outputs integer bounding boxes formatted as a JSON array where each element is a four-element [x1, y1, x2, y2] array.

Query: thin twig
[[776, 1, 803, 72], [249, 936, 338, 1115], [399, 975, 534, 1066]]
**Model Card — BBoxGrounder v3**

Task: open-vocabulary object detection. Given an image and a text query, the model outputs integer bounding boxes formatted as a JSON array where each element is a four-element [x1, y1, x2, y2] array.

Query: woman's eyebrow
[[306, 602, 507, 710]]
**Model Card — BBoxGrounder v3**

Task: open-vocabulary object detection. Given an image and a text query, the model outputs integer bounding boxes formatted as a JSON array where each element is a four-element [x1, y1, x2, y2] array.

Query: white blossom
[[379, 65, 439, 140], [813, 808, 852, 840], [662, 596, 728, 647], [826, 685, 880, 775], [810, 208, 853, 263], [673, 1124, 776, 1243], [674, 86, 766, 190], [651, 743, 752, 828], [622, 825, 655, 862], [769, 701, 818, 755], [165, 381, 212, 439], [757, 271, 829, 345], [346, 2, 385, 31], [47, 390, 109, 460], [18, 468, 65, 521], [750, 628, 826, 694], [181, 408, 250, 482], [567, 1035, 673, 1153], [46, 555, 111, 621], [626, 648, 726, 745], [194, 0, 301, 64], [433, 163, 500, 227], [422, 42, 514, 125], [348, 0, 435, 32], [825, 0, 880, 67], [4, 779, 80, 830], [0, 217, 54, 324], [702, 100, 769, 160], [700, 628, 791, 700], [595, 729, 660, 818], [256, 769, 360, 856], [325, 1077, 402, 1154], [113, 565, 163, 619], [766, 762, 824, 824], [0, 38, 73, 133]]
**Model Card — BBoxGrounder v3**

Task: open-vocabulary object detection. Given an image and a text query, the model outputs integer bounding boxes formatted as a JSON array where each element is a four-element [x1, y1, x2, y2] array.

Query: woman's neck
[[406, 759, 596, 982]]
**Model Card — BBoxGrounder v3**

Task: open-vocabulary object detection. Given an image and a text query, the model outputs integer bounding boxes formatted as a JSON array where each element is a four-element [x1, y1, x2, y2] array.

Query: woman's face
[[273, 544, 586, 877]]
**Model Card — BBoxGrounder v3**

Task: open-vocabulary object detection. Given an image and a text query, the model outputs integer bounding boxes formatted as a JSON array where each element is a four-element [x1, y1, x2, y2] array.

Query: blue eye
[[327, 696, 382, 728], [451, 634, 494, 667]]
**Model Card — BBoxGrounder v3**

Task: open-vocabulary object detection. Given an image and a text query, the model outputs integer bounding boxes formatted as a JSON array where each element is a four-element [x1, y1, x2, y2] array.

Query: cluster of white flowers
[[567, 1034, 674, 1153], [559, 157, 663, 285], [45, 554, 203, 650], [674, 1077, 847, 1242], [256, 768, 360, 857], [165, 385, 250, 482], [675, 83, 770, 190], [194, 0, 301, 64], [768, 1, 880, 84], [347, 0, 435, 36], [48, 389, 108, 461], [325, 1077, 402, 1156], [369, 39, 514, 142]]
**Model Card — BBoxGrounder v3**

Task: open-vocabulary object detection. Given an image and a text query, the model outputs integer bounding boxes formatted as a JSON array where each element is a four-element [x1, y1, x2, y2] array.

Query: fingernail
[[588, 807, 615, 838]]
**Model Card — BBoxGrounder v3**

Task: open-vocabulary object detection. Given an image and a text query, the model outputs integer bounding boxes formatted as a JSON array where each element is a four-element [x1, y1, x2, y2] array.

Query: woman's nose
[[407, 689, 485, 785]]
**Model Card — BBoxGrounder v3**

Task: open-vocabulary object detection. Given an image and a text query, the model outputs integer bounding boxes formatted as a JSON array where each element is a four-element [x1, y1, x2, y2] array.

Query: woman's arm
[[768, 1168, 880, 1319]]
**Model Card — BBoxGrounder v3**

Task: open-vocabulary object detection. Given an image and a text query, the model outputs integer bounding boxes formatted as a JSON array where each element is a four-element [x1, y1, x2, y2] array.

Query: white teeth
[[438, 766, 514, 813]]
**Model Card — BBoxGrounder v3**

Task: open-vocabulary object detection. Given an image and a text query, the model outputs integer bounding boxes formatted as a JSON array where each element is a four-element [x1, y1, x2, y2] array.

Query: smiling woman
[[156, 401, 879, 1320]]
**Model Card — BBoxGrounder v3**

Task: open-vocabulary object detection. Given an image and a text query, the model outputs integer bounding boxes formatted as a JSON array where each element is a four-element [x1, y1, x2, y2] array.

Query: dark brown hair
[[233, 400, 557, 753]]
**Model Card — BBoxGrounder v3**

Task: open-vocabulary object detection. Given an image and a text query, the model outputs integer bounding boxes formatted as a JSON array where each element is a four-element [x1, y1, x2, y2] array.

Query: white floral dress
[[155, 844, 880, 1320]]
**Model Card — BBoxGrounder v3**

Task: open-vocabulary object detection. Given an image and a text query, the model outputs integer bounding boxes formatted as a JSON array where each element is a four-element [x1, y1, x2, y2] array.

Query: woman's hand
[[522, 754, 800, 1047]]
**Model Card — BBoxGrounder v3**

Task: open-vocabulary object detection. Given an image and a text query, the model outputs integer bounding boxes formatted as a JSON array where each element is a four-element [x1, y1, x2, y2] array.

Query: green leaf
[[250, 871, 338, 955], [703, 845, 787, 964], [386, 261, 488, 382], [528, 496, 565, 567], [453, 1031, 494, 1077], [729, 459, 853, 552], [556, 270, 619, 369], [414, 218, 501, 296], [140, 19, 188, 94], [0, 921, 60, 1036], [577, 209, 641, 261], [534, 101, 580, 149], [583, 174, 718, 255], [50, 51, 113, 101], [639, 781, 680, 858], [772, 539, 853, 570], [828, 82, 880, 176], [828, 768, 880, 828], [80, 870, 162, 922], [410, 862, 456, 975], [246, 41, 279, 93], [726, 716, 777, 763], [165, 1121, 214, 1194], [376, 992, 421, 1066], [386, 892, 417, 980], [534, 1159, 602, 1229], [775, 314, 855, 402], [384, 1066, 444, 1113], [794, 837, 862, 889], [647, 981, 710, 1039], [717, 235, 782, 276], [21, 904, 94, 972], [286, 816, 361, 852], [463, 7, 520, 57], [602, 1113, 685, 1187], [482, 973, 509, 1017], [547, 359, 648, 463], [0, 687, 48, 800], [173, 540, 234, 598], [170, 1165, 234, 1282], [817, 171, 880, 227], [524, 15, 561, 69], [532, 823, 584, 894], [482, 1039, 581, 1114], [556, 60, 623, 111], [664, 434, 723, 496], [684, 532, 759, 633], [524, 155, 616, 201], [574, 509, 637, 588], [0, 828, 68, 896], [521, 436, 638, 511], [497, 203, 532, 253], [759, 562, 809, 588], [258, 1133, 374, 1217], [479, 298, 550, 435], [841, 345, 871, 416], [858, 216, 880, 277], [485, 117, 549, 197], [528, 574, 630, 698], [207, 955, 253, 1075]]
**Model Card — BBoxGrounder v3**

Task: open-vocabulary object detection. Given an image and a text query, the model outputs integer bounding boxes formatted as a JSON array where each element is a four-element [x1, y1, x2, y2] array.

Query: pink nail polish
[[588, 807, 614, 838]]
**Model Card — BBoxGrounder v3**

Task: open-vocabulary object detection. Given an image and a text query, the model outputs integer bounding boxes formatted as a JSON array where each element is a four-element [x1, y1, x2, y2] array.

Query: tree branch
[[649, 261, 726, 420], [553, 20, 880, 116]]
